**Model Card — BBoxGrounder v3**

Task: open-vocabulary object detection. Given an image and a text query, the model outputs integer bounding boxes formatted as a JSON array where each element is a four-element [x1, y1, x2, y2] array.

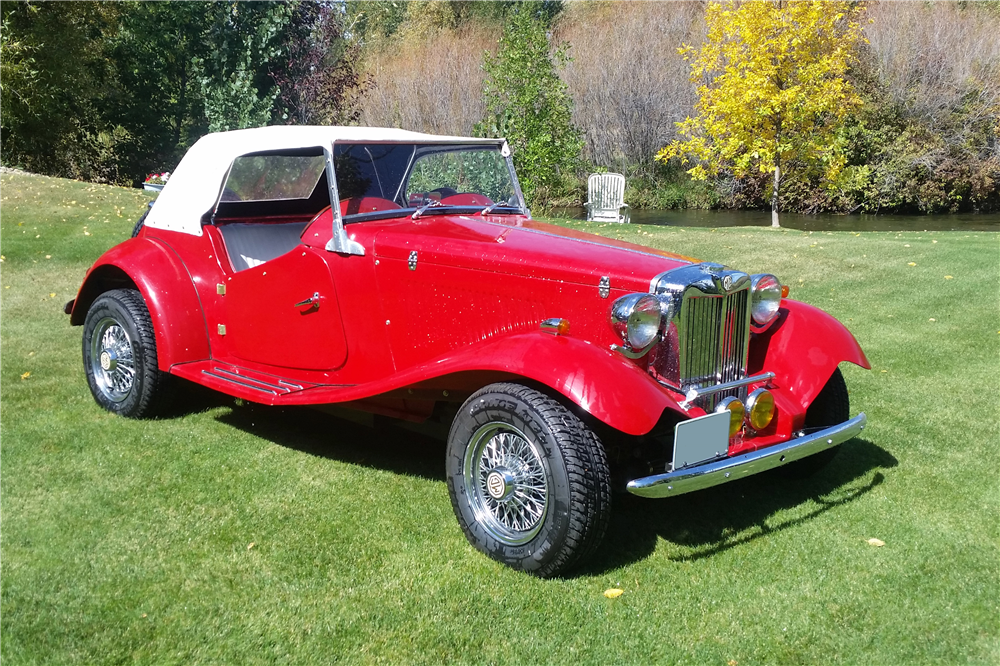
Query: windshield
[[333, 143, 523, 218]]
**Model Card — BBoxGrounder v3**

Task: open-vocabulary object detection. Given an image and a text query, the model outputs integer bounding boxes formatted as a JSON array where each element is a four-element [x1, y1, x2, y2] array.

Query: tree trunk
[[771, 161, 781, 228]]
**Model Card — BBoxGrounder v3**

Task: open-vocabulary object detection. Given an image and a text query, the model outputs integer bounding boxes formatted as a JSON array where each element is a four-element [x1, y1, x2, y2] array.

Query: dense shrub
[[474, 3, 582, 207]]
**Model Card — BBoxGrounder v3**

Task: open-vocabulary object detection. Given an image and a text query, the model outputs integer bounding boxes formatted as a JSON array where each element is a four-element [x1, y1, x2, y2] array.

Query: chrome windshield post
[[502, 141, 530, 218], [323, 145, 365, 256]]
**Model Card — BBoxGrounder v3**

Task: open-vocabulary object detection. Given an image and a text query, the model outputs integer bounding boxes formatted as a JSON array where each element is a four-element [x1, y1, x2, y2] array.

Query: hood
[[372, 215, 696, 293]]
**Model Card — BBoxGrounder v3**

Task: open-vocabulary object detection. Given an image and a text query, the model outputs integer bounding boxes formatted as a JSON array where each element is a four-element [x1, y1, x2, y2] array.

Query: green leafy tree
[[270, 2, 367, 125], [474, 2, 581, 206], [112, 1, 292, 161], [656, 0, 865, 226], [0, 2, 128, 180], [1, 1, 297, 184]]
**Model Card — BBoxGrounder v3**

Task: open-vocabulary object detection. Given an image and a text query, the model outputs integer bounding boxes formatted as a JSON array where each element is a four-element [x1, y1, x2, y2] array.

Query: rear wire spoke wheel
[[90, 317, 137, 402], [82, 288, 173, 418], [447, 383, 611, 577]]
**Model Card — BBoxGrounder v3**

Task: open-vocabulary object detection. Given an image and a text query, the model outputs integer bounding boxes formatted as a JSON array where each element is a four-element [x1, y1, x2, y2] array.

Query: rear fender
[[751, 299, 870, 414], [70, 238, 210, 370]]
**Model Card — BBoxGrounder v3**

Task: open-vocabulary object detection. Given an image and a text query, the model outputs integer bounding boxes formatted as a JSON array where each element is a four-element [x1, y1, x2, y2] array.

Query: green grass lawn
[[2, 171, 998, 665]]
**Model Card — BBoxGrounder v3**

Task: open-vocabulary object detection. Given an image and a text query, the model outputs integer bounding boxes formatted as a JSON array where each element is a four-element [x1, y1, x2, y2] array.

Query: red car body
[[68, 127, 869, 576]]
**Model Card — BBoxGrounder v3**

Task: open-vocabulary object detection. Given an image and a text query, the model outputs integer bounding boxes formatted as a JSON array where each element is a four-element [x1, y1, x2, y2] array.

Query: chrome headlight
[[610, 293, 664, 350], [750, 274, 782, 327]]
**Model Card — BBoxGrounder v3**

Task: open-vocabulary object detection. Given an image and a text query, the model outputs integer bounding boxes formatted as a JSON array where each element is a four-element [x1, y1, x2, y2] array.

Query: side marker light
[[541, 318, 571, 335]]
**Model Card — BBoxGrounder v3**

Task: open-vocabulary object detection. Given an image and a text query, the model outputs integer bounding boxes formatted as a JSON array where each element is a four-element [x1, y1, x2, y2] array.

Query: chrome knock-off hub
[[100, 349, 117, 371], [486, 469, 515, 500], [464, 424, 549, 545]]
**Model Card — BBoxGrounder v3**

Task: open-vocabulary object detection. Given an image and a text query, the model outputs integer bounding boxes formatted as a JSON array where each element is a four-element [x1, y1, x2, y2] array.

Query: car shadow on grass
[[207, 398, 896, 577], [213, 402, 447, 483], [576, 437, 898, 576]]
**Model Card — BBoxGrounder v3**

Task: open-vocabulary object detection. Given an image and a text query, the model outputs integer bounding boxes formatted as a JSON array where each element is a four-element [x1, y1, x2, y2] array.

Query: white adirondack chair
[[584, 172, 630, 224]]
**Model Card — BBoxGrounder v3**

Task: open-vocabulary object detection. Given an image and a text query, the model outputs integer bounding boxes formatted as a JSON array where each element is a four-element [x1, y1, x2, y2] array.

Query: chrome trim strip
[[201, 369, 278, 395], [626, 413, 867, 498], [480, 221, 695, 265]]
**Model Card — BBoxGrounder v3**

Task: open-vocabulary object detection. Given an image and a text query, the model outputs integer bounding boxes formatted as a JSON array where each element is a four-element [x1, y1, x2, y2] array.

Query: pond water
[[552, 207, 1000, 232]]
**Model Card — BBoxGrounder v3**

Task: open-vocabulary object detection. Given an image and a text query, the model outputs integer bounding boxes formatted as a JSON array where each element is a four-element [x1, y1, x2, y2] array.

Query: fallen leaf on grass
[[604, 588, 624, 599], [20, 372, 30, 380], [49, 293, 55, 298], [247, 542, 256, 550], [867, 538, 885, 547], [944, 275, 953, 280], [907, 262, 916, 266]]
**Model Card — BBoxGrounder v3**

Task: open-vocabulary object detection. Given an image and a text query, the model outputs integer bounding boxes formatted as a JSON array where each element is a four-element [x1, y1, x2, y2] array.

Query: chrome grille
[[680, 288, 750, 409]]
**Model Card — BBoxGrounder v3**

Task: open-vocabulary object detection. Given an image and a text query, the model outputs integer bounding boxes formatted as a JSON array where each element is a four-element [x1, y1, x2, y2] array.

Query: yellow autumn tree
[[657, 1, 865, 226]]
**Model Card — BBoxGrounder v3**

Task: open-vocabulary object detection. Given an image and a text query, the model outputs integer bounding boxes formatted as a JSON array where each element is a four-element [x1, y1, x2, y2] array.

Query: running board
[[171, 360, 318, 403], [201, 367, 304, 395]]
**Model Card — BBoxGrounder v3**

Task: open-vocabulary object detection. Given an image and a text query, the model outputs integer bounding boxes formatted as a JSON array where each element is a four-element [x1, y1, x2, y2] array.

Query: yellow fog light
[[715, 397, 745, 437], [746, 388, 775, 430]]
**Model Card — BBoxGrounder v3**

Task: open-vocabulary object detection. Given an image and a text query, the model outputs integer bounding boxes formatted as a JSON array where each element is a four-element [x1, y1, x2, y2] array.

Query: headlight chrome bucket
[[749, 273, 782, 329], [610, 293, 667, 353]]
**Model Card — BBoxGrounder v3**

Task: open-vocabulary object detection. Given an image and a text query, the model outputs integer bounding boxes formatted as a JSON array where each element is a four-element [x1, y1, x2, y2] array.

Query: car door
[[223, 245, 348, 371]]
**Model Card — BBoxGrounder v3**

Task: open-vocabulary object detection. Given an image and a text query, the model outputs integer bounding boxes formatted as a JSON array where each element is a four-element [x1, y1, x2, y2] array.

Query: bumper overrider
[[626, 413, 867, 498]]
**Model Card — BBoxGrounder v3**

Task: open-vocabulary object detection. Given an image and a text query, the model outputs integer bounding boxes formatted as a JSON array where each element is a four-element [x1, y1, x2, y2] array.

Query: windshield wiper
[[480, 201, 508, 216], [411, 200, 444, 220]]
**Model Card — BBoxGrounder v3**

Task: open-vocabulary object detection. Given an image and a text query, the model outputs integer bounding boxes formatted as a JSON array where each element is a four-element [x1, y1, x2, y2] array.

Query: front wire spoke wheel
[[447, 383, 612, 577], [465, 424, 549, 546]]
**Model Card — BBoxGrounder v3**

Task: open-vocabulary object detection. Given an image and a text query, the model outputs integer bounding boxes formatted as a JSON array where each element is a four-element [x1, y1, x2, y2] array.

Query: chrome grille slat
[[679, 287, 751, 410]]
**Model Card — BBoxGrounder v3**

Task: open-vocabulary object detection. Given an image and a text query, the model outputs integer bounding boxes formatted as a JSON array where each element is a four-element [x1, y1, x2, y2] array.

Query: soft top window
[[224, 150, 326, 202]]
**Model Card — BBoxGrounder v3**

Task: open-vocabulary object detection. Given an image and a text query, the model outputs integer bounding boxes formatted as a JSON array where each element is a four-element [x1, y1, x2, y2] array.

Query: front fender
[[71, 238, 210, 370], [468, 333, 672, 436], [752, 299, 870, 414], [362, 331, 675, 437]]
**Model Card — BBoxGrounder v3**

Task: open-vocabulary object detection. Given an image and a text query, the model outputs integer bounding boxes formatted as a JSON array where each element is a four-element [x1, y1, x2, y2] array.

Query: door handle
[[294, 292, 321, 310]]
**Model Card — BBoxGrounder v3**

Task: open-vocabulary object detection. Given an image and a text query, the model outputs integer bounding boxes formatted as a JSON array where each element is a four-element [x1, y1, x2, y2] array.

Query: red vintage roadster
[[67, 126, 869, 576]]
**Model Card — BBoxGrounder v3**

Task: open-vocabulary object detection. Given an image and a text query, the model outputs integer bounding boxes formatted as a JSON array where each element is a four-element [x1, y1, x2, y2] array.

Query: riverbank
[[547, 207, 1000, 232]]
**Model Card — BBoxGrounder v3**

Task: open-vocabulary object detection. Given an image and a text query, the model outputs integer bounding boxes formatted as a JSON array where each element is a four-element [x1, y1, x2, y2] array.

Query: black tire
[[780, 367, 850, 478], [131, 201, 153, 238], [446, 383, 611, 577], [82, 288, 173, 418]]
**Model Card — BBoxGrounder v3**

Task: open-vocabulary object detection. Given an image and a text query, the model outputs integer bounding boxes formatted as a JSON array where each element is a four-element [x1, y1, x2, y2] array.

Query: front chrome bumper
[[626, 413, 867, 498]]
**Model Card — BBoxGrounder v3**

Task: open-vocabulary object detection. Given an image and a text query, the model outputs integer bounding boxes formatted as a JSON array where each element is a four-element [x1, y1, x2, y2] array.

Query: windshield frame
[[331, 140, 529, 225]]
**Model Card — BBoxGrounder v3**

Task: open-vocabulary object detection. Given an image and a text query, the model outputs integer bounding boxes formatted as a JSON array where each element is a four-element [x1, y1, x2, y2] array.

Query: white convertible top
[[144, 125, 503, 236]]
